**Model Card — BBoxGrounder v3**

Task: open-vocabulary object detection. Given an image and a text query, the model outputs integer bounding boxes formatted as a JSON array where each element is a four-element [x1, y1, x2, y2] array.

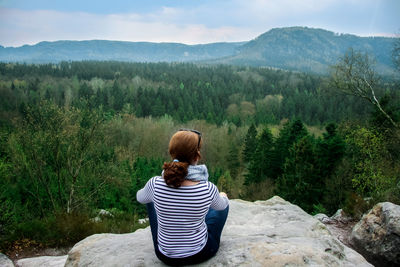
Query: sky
[[0, 0, 399, 47]]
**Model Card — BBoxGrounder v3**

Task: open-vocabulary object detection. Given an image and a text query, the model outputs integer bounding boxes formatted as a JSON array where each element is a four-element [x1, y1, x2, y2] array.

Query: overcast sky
[[0, 0, 399, 47]]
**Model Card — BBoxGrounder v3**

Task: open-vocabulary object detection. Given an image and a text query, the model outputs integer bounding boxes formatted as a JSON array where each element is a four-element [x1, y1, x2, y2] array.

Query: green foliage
[[311, 203, 327, 216], [2, 211, 144, 249], [322, 159, 354, 215], [4, 101, 123, 215], [342, 192, 371, 219], [272, 119, 308, 179], [0, 57, 399, 250], [227, 145, 240, 179], [331, 48, 398, 128], [276, 136, 319, 212], [243, 124, 257, 162], [130, 157, 164, 215], [0, 61, 382, 126], [316, 123, 346, 178], [345, 126, 396, 198], [217, 171, 234, 197], [244, 127, 274, 184]]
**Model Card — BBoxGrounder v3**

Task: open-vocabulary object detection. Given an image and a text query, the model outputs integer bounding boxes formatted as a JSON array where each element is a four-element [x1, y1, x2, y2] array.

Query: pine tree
[[316, 123, 345, 179], [227, 144, 240, 179], [243, 124, 257, 163], [244, 127, 274, 185], [272, 119, 308, 179], [276, 136, 319, 212]]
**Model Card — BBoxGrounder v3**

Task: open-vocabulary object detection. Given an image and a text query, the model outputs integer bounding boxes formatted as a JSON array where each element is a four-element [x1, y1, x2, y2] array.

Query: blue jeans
[[146, 202, 229, 266]]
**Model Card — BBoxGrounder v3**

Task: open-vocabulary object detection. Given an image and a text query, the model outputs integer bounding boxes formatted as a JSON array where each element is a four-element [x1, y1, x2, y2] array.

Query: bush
[[1, 210, 145, 250], [342, 193, 371, 219]]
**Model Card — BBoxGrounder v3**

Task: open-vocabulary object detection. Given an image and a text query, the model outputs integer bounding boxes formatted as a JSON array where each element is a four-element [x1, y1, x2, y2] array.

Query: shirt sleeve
[[136, 177, 156, 204], [208, 182, 229, 210]]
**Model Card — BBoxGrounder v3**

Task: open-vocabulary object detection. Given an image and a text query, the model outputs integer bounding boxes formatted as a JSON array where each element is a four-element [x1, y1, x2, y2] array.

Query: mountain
[[212, 27, 397, 75], [0, 40, 244, 63], [0, 27, 398, 75]]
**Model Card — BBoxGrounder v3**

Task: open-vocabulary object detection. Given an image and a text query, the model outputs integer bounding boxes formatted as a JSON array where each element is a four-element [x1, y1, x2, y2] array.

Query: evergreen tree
[[276, 136, 319, 212], [244, 127, 274, 185], [243, 124, 257, 162], [227, 144, 240, 179], [271, 119, 308, 179], [316, 123, 345, 179]]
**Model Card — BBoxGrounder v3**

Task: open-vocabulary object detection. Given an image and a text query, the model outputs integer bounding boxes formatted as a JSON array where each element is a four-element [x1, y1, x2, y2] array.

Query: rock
[[314, 213, 330, 223], [90, 209, 114, 223], [65, 196, 372, 266], [351, 202, 400, 266], [314, 210, 357, 247], [90, 216, 101, 223], [98, 209, 113, 217], [16, 255, 67, 267], [0, 253, 14, 267], [138, 217, 149, 224], [331, 209, 353, 223]]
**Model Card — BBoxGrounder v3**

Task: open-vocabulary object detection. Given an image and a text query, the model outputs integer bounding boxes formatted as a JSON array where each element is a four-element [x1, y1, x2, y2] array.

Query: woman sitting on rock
[[137, 129, 229, 266]]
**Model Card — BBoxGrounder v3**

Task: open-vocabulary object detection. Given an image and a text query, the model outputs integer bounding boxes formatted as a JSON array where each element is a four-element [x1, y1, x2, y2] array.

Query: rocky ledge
[[351, 202, 400, 266], [14, 196, 372, 266]]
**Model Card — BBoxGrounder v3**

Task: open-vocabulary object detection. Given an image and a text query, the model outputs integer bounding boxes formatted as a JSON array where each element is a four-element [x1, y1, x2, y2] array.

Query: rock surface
[[16, 255, 68, 267], [314, 210, 357, 248], [65, 196, 372, 266], [351, 202, 400, 266], [314, 213, 330, 223], [331, 209, 353, 223], [0, 253, 14, 267]]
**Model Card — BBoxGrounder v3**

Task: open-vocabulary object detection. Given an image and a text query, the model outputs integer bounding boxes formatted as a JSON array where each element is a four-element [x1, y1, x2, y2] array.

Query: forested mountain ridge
[[0, 40, 245, 64], [0, 27, 398, 75], [212, 27, 397, 75]]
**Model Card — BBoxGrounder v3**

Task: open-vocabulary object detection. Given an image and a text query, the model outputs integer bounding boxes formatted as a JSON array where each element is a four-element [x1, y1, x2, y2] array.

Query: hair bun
[[163, 161, 189, 188]]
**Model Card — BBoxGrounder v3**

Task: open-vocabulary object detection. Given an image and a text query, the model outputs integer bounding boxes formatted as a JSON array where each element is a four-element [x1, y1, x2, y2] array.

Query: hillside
[[0, 40, 244, 63], [213, 27, 397, 75], [0, 27, 398, 75]]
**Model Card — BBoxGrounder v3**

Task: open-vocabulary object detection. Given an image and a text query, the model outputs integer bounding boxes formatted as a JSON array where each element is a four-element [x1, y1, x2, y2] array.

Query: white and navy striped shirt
[[136, 176, 229, 258]]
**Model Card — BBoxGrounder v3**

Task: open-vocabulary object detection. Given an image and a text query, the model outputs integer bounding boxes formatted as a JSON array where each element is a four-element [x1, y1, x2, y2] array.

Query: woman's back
[[136, 129, 229, 265], [138, 176, 227, 258]]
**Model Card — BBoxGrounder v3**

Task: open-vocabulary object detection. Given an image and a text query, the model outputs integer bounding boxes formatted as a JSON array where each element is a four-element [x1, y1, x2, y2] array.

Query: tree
[[331, 48, 398, 128], [344, 126, 397, 199], [244, 127, 274, 185], [315, 123, 345, 179], [271, 119, 308, 179], [276, 136, 319, 212], [227, 144, 240, 179], [242, 124, 257, 163], [5, 101, 118, 215]]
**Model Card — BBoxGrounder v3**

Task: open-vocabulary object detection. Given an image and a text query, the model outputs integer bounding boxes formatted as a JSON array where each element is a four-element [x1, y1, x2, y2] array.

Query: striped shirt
[[136, 176, 229, 258]]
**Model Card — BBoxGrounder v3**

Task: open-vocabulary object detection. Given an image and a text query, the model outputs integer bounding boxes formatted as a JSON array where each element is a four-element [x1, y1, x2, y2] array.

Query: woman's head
[[169, 129, 202, 163], [163, 129, 202, 188]]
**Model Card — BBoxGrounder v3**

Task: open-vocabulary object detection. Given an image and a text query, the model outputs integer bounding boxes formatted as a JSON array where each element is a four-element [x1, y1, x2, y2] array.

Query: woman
[[136, 129, 229, 266]]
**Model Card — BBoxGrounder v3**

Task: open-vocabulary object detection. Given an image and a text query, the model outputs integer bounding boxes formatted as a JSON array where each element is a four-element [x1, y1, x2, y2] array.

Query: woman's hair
[[163, 130, 202, 188]]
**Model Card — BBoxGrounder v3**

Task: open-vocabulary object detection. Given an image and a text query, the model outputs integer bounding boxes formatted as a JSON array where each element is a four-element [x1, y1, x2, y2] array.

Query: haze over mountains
[[0, 27, 397, 75]]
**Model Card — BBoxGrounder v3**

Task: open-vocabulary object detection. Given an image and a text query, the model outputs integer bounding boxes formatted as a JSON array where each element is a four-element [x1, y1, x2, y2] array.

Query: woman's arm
[[136, 177, 156, 204], [209, 183, 229, 210]]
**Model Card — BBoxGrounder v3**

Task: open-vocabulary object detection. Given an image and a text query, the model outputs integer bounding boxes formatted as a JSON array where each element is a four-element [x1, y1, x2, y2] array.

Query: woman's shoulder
[[151, 176, 163, 182], [203, 181, 218, 190], [146, 176, 162, 186]]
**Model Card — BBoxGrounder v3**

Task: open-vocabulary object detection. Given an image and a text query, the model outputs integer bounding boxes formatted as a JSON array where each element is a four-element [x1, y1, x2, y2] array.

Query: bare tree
[[331, 48, 398, 128]]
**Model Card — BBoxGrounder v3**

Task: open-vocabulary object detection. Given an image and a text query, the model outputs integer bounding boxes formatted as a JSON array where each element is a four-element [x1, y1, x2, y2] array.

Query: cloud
[[0, 7, 258, 47], [0, 0, 398, 47]]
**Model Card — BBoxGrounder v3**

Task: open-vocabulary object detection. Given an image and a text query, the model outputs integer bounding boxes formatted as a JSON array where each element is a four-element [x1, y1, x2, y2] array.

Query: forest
[[0, 49, 399, 252]]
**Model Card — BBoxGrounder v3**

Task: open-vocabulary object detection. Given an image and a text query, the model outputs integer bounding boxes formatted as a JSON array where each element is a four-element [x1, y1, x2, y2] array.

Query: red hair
[[163, 131, 202, 188]]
